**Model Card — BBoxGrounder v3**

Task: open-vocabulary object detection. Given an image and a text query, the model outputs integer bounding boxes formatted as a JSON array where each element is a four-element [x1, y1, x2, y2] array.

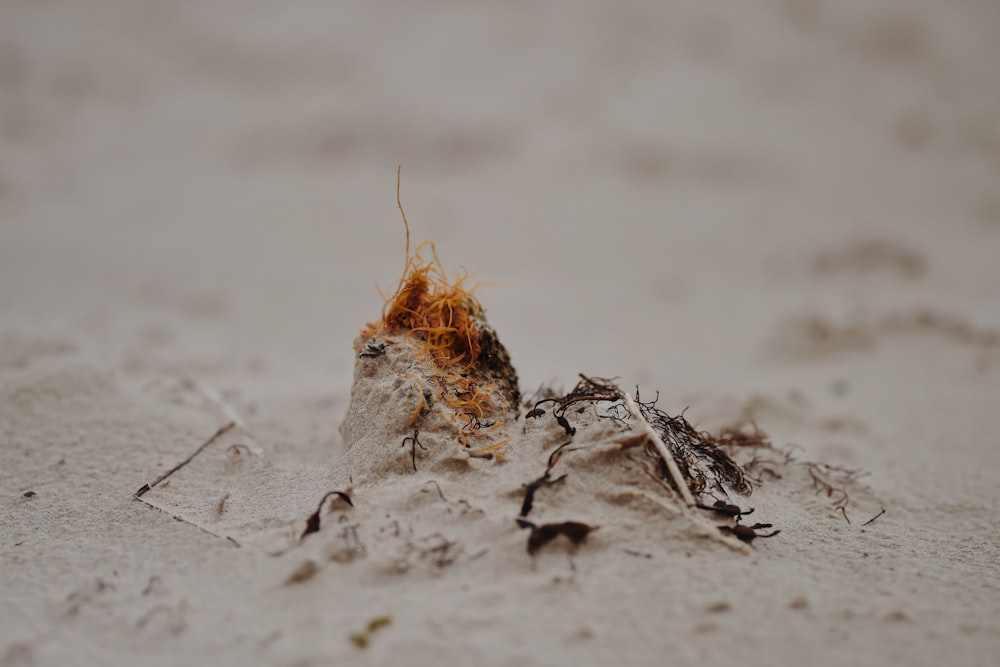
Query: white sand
[[2, 1, 999, 665]]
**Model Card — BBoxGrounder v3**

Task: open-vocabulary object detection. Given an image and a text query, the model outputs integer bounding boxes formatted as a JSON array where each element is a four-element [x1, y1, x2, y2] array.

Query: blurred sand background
[[2, 1, 999, 665]]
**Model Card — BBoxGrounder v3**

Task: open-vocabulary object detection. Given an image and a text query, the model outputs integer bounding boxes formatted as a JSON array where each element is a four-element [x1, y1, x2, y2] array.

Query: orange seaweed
[[367, 167, 481, 369], [359, 168, 508, 457], [381, 240, 482, 368]]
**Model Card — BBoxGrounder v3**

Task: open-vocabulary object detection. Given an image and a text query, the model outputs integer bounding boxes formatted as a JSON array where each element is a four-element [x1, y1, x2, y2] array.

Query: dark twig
[[519, 473, 567, 518], [529, 375, 623, 436], [862, 507, 886, 526], [135, 422, 235, 498], [402, 429, 426, 472], [545, 441, 577, 473], [518, 441, 577, 517], [555, 414, 575, 437], [461, 415, 496, 431], [301, 491, 353, 540]]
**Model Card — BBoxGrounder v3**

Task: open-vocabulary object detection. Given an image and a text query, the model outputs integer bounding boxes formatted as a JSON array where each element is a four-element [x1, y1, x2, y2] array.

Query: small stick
[[622, 394, 696, 507], [862, 507, 886, 526], [402, 429, 426, 472], [397, 165, 410, 269], [137, 422, 235, 496]]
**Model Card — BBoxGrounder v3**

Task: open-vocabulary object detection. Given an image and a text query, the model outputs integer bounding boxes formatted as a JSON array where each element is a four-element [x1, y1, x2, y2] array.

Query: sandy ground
[[2, 1, 999, 665]]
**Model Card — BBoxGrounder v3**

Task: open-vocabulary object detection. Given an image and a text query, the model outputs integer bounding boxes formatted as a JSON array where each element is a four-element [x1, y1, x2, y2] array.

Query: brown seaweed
[[301, 491, 353, 540], [515, 518, 597, 555]]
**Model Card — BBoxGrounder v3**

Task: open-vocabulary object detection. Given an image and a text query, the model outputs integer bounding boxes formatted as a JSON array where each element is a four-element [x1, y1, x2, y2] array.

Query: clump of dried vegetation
[[355, 169, 519, 459], [521, 375, 785, 552]]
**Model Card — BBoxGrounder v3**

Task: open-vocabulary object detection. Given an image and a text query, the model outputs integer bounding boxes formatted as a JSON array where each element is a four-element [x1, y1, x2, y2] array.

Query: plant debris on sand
[[344, 169, 519, 462], [528, 375, 753, 503], [339, 175, 803, 558], [516, 375, 785, 553]]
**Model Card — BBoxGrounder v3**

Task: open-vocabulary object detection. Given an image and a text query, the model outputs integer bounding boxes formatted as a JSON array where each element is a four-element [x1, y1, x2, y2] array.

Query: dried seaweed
[[515, 518, 597, 556], [301, 491, 353, 540], [805, 462, 863, 510], [530, 375, 623, 436], [862, 507, 886, 526], [529, 377, 752, 506], [519, 473, 567, 518], [632, 390, 752, 498], [697, 500, 754, 518], [401, 429, 426, 472], [518, 441, 576, 517], [713, 423, 772, 449], [719, 523, 780, 544], [555, 414, 576, 437]]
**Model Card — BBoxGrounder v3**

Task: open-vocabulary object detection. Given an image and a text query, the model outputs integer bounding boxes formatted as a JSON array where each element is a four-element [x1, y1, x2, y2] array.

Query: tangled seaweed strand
[[360, 167, 490, 373], [380, 238, 483, 369], [530, 375, 624, 436], [634, 390, 752, 497], [533, 376, 750, 501]]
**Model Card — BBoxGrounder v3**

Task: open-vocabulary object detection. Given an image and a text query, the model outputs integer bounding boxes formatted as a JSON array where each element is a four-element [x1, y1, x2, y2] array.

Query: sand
[[2, 1, 999, 665]]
